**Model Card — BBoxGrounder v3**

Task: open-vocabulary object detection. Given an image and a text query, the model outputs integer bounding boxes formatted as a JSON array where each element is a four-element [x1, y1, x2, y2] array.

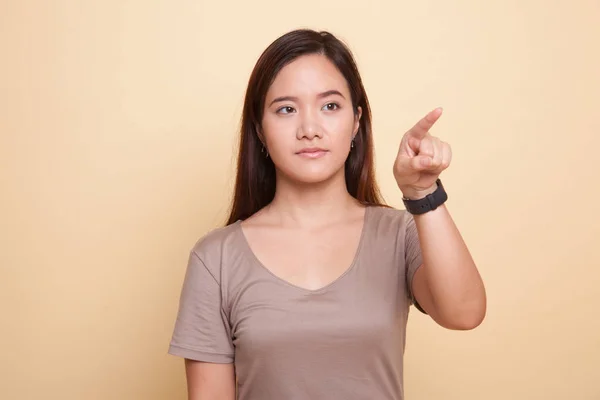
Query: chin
[[284, 166, 344, 185]]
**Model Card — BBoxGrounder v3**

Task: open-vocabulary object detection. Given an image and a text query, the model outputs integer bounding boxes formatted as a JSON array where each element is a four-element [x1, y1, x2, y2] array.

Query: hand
[[393, 107, 452, 200]]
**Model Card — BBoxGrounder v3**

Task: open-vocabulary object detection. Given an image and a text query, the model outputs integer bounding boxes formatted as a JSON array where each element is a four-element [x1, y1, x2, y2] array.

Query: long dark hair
[[226, 29, 385, 225]]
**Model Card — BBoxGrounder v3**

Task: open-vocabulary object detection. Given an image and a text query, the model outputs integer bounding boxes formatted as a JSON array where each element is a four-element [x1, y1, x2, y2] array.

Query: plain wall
[[1, 0, 599, 399]]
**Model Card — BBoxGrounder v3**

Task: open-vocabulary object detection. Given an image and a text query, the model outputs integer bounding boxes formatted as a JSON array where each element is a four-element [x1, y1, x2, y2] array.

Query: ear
[[255, 123, 266, 146], [353, 106, 363, 138]]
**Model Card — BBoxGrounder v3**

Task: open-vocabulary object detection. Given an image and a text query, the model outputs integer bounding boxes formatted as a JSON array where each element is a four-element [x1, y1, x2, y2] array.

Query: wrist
[[401, 183, 438, 200]]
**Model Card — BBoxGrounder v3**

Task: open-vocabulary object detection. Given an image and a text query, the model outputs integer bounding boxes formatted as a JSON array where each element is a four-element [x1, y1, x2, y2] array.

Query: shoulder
[[366, 205, 416, 249], [189, 222, 243, 280], [191, 222, 241, 256], [368, 205, 412, 229]]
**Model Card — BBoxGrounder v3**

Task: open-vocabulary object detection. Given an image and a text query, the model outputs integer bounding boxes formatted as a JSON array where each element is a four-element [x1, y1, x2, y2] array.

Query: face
[[260, 54, 362, 185]]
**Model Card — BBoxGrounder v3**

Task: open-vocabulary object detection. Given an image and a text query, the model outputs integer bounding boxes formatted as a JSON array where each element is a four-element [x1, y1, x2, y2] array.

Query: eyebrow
[[268, 90, 346, 107]]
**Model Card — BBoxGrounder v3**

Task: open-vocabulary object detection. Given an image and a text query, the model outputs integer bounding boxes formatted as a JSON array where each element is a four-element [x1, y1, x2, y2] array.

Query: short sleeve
[[404, 212, 427, 314], [168, 251, 235, 363]]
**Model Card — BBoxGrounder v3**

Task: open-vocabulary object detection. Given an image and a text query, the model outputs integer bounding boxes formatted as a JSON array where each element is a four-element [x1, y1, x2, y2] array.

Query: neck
[[267, 169, 362, 228]]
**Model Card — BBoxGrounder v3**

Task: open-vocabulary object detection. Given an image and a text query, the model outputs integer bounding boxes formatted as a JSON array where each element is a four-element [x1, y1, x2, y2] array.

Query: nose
[[296, 109, 323, 140]]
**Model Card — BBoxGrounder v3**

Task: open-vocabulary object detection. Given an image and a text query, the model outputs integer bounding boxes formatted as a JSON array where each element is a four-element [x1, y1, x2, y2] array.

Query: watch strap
[[402, 179, 448, 215]]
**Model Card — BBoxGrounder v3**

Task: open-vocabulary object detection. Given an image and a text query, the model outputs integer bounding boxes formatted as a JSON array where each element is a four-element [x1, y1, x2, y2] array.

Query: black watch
[[402, 179, 448, 215]]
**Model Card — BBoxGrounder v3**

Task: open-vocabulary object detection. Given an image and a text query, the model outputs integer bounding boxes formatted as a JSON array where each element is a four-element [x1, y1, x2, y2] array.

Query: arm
[[185, 360, 236, 400], [394, 107, 486, 330], [410, 204, 486, 330], [168, 250, 237, 398]]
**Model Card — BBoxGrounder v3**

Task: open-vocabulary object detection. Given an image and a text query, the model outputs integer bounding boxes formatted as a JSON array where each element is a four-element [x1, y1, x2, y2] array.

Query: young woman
[[168, 29, 486, 400]]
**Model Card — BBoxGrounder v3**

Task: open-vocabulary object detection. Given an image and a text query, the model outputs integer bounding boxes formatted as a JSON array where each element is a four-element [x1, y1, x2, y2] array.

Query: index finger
[[408, 107, 443, 138]]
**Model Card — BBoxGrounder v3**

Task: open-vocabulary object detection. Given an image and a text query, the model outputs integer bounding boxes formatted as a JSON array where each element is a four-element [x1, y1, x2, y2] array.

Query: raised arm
[[395, 108, 486, 330]]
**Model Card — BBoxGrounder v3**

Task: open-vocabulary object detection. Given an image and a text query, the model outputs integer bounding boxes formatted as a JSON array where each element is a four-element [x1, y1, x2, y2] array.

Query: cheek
[[262, 117, 294, 151], [325, 113, 355, 144]]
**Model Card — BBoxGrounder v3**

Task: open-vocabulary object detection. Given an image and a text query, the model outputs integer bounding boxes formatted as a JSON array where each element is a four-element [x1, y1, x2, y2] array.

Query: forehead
[[266, 54, 349, 98]]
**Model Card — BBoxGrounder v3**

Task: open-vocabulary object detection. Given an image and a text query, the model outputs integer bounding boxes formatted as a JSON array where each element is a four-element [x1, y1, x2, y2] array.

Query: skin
[[185, 53, 486, 399], [394, 108, 486, 330]]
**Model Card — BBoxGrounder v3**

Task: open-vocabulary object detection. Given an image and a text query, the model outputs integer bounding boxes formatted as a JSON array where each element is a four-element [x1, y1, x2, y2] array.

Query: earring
[[261, 145, 269, 158], [351, 139, 355, 149]]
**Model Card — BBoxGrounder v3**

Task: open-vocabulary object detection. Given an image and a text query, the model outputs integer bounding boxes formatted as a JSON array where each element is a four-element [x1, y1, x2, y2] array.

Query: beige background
[[2, 0, 599, 399]]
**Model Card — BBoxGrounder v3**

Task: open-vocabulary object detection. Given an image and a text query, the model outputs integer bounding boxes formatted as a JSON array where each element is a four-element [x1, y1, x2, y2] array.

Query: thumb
[[404, 155, 433, 171]]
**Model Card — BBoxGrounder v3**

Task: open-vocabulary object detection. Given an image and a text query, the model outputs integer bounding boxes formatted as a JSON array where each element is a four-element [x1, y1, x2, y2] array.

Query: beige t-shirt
[[168, 205, 425, 400]]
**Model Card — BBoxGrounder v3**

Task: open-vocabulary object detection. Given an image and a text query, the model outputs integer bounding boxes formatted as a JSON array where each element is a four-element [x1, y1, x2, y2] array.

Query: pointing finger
[[408, 107, 443, 139]]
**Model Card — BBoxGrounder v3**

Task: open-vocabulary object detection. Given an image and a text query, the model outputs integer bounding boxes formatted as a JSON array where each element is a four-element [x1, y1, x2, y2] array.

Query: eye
[[322, 102, 340, 111], [276, 106, 296, 114]]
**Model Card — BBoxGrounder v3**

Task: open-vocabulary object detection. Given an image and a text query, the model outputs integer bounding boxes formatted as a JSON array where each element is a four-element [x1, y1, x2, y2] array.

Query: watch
[[402, 179, 448, 215]]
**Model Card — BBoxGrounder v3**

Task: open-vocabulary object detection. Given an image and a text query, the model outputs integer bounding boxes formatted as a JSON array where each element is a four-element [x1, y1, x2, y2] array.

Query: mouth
[[296, 148, 329, 158]]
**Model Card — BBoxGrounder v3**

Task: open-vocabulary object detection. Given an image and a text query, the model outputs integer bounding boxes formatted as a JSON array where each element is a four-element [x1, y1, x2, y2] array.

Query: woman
[[168, 28, 486, 399]]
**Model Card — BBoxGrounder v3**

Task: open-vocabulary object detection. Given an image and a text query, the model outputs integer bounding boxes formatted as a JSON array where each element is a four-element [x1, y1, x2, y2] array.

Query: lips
[[297, 147, 327, 154], [296, 147, 328, 158]]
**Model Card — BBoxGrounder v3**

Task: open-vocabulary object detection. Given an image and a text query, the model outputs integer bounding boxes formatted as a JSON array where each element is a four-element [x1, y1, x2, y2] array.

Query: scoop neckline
[[235, 206, 372, 295]]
